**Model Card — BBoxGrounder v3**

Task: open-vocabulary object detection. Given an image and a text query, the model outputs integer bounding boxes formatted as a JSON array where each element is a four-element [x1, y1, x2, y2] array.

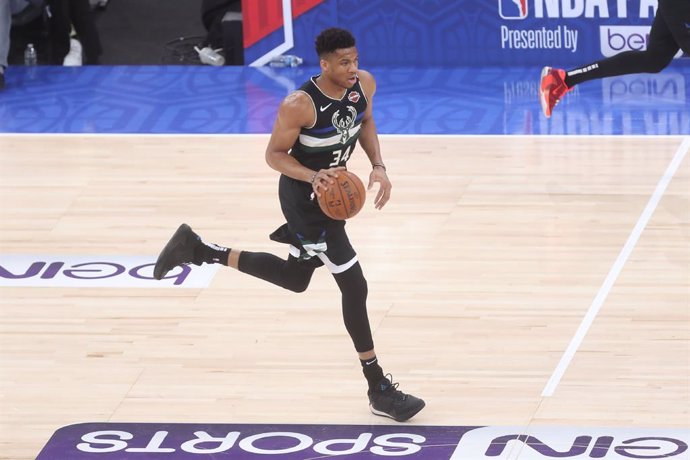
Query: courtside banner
[[244, 0, 682, 66], [36, 423, 689, 459], [0, 255, 219, 288]]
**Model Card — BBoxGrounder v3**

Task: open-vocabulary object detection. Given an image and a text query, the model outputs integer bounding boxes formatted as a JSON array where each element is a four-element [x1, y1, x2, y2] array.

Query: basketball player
[[540, 0, 690, 117], [153, 28, 425, 422]]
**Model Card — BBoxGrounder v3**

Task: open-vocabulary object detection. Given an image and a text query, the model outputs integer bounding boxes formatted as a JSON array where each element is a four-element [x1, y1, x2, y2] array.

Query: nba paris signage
[[498, 0, 661, 60], [36, 423, 689, 459], [0, 255, 218, 288]]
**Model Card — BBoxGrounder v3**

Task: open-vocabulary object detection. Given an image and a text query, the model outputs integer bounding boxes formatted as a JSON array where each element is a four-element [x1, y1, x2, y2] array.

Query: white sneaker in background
[[63, 38, 83, 66], [195, 46, 225, 66]]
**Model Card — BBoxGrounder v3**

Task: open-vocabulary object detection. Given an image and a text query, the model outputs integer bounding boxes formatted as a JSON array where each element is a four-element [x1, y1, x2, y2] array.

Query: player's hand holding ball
[[314, 167, 367, 220]]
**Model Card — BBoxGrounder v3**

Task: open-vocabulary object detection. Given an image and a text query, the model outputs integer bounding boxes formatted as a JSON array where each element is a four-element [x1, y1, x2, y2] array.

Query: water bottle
[[195, 46, 225, 66], [24, 44, 38, 66], [268, 54, 303, 68]]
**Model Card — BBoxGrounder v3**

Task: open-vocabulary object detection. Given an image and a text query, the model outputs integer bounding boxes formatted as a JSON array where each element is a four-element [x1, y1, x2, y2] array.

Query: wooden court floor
[[0, 134, 688, 459]]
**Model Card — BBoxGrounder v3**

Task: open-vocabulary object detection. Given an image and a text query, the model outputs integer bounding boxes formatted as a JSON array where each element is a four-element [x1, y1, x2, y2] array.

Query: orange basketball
[[317, 170, 366, 220]]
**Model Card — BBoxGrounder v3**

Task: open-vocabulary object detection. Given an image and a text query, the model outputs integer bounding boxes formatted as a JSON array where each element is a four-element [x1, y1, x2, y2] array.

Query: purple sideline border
[[35, 423, 690, 459]]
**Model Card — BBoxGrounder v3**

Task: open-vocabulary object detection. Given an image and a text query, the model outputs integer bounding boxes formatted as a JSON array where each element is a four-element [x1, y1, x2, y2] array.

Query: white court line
[[542, 136, 690, 397]]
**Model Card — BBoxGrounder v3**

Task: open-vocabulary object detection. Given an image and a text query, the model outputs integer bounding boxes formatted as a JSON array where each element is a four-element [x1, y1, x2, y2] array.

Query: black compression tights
[[238, 251, 314, 293], [333, 263, 373, 353], [565, 49, 675, 88], [238, 252, 374, 352]]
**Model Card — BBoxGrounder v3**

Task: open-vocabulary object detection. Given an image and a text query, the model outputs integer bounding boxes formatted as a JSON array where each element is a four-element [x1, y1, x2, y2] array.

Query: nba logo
[[499, 0, 528, 19]]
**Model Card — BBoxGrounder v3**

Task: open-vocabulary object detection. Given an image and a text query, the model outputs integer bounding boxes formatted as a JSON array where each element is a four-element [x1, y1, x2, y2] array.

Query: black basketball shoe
[[153, 224, 200, 280], [368, 375, 425, 422]]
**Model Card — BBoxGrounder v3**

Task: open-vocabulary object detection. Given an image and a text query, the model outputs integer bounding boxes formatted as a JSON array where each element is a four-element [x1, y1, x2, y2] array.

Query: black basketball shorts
[[270, 175, 358, 273]]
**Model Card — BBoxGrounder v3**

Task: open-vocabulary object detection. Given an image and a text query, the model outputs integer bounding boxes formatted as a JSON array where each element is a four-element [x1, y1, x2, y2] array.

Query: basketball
[[317, 170, 366, 220]]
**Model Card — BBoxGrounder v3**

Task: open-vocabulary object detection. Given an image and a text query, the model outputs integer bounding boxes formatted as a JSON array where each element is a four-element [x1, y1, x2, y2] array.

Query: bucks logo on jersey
[[332, 106, 357, 144]]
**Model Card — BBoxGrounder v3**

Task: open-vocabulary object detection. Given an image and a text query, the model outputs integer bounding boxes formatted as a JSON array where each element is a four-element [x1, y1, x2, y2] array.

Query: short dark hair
[[315, 28, 356, 57]]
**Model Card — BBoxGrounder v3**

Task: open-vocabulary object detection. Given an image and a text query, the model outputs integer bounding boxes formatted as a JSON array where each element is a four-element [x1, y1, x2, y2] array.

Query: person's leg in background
[[564, 9, 679, 87], [539, 0, 690, 117], [656, 0, 690, 55], [47, 0, 70, 64], [0, 0, 12, 89], [66, 0, 101, 64]]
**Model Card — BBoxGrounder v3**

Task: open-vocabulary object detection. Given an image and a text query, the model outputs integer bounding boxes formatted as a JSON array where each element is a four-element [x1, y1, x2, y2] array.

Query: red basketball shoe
[[539, 67, 570, 118]]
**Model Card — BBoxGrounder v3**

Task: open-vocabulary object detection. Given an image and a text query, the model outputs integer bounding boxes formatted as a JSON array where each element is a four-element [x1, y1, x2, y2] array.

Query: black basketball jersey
[[290, 75, 369, 170]]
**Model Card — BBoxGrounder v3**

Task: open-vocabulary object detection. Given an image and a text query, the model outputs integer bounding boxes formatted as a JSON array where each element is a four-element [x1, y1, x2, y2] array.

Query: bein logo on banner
[[499, 0, 528, 19], [0, 255, 219, 288], [451, 426, 689, 459], [600, 25, 685, 58], [35, 423, 689, 459]]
